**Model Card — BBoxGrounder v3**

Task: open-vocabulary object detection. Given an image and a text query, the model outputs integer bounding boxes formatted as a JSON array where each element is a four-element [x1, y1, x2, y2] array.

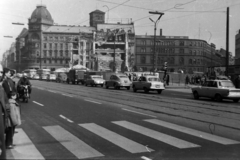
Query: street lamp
[[103, 5, 109, 23], [149, 11, 164, 74]]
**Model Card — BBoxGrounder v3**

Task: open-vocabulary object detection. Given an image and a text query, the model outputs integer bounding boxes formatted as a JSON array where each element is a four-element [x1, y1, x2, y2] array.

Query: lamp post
[[149, 11, 164, 74], [226, 7, 229, 77], [103, 5, 109, 23]]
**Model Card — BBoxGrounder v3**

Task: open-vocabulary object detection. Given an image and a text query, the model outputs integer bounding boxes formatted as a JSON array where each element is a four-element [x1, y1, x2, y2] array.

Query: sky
[[0, 0, 240, 61]]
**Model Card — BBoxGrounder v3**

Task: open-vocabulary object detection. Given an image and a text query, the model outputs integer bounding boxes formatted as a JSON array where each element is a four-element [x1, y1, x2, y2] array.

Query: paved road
[[6, 80, 240, 159]]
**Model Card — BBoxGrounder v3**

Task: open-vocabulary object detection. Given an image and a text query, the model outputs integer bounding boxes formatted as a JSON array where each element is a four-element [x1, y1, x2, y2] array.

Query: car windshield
[[148, 78, 160, 82], [92, 76, 102, 79], [119, 76, 128, 79], [50, 75, 56, 77], [219, 81, 235, 88]]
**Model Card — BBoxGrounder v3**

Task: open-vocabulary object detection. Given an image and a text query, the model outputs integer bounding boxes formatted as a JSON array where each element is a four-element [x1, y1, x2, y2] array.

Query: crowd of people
[[0, 65, 31, 159]]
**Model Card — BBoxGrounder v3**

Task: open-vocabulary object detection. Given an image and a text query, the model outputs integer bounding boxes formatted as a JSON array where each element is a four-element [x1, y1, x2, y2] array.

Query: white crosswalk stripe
[[43, 125, 104, 159], [144, 119, 240, 145], [7, 128, 45, 159], [112, 121, 200, 149], [79, 123, 154, 153]]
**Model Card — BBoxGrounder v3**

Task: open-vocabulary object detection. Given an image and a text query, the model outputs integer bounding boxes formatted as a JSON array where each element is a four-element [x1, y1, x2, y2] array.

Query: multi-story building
[[235, 29, 240, 65], [6, 5, 135, 72], [135, 30, 223, 74]]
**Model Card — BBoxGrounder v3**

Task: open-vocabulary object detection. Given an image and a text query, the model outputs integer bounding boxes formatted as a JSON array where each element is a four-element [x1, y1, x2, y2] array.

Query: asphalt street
[[6, 79, 240, 160]]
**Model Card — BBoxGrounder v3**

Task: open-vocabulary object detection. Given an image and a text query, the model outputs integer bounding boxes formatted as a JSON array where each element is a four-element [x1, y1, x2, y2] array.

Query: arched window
[[179, 57, 184, 65], [189, 59, 192, 64]]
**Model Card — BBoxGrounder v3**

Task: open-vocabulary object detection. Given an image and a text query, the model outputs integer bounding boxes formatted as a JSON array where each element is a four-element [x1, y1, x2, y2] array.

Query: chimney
[[160, 29, 162, 36]]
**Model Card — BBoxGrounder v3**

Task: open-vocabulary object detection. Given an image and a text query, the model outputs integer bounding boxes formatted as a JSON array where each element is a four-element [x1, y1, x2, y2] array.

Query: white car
[[132, 75, 165, 94], [33, 74, 40, 80], [85, 75, 105, 87], [48, 74, 56, 81], [191, 79, 240, 102]]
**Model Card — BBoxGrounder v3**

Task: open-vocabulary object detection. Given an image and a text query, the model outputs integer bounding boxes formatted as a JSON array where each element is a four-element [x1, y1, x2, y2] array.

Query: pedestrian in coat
[[2, 68, 16, 98], [166, 74, 170, 86], [5, 91, 20, 149], [0, 67, 8, 159], [185, 75, 189, 85], [235, 75, 240, 88]]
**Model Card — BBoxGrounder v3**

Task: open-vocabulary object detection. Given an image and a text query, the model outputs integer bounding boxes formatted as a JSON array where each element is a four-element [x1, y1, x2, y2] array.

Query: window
[[66, 60, 68, 64], [44, 37, 47, 41], [189, 59, 192, 64], [49, 60, 52, 64], [180, 49, 184, 54], [60, 51, 63, 57], [150, 56, 154, 64], [44, 43, 47, 49], [55, 51, 58, 57], [189, 50, 192, 55], [179, 57, 184, 64], [43, 51, 47, 57], [65, 51, 68, 57], [55, 43, 58, 49], [44, 60, 46, 63], [150, 48, 154, 52], [55, 37, 58, 40], [60, 43, 63, 49], [150, 41, 154, 45], [140, 48, 146, 52], [180, 41, 185, 46], [141, 56, 146, 64], [141, 40, 146, 45], [49, 43, 52, 49], [49, 50, 52, 57]]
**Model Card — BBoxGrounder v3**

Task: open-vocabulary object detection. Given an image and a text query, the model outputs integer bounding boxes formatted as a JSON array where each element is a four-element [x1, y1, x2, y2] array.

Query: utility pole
[[149, 11, 164, 74], [226, 7, 229, 76]]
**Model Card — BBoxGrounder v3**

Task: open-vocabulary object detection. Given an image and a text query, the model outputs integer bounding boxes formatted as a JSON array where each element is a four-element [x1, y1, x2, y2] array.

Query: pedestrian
[[5, 91, 19, 150], [166, 74, 170, 86], [0, 65, 8, 159], [2, 68, 17, 98], [185, 75, 189, 86], [234, 75, 240, 88]]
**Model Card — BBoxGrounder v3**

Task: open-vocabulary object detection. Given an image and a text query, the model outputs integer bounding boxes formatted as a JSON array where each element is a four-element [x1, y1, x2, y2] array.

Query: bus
[[36, 69, 51, 80], [22, 69, 37, 79]]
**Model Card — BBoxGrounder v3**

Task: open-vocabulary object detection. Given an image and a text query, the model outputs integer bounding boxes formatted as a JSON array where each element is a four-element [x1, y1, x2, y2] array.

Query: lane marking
[[145, 119, 240, 145], [141, 156, 152, 160], [33, 101, 44, 106], [122, 108, 157, 118], [7, 128, 44, 159], [59, 115, 74, 123], [84, 99, 102, 104], [43, 125, 104, 159], [48, 90, 56, 93], [79, 123, 154, 153], [62, 94, 73, 97], [112, 121, 200, 149]]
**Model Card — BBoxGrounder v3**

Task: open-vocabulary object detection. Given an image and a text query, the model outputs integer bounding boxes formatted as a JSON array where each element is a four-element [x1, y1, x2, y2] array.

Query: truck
[[66, 69, 84, 84]]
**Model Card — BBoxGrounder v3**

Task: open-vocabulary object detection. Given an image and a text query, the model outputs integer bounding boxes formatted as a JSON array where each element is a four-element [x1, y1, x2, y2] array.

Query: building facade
[[235, 29, 240, 65], [4, 5, 135, 72], [135, 33, 223, 74]]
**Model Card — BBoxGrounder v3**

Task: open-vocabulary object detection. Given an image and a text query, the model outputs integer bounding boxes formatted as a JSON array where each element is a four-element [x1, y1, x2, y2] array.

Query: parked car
[[48, 74, 56, 81], [191, 79, 240, 102], [41, 74, 48, 80], [105, 74, 132, 90], [85, 75, 105, 87], [56, 72, 68, 83], [132, 75, 165, 94], [32, 74, 40, 80]]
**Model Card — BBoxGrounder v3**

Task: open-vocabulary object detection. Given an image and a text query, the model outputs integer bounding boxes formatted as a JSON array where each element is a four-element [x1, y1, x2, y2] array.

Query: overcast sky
[[0, 0, 240, 61]]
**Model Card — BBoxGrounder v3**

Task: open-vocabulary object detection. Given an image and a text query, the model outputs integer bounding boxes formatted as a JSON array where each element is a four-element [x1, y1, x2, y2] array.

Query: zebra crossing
[[7, 119, 240, 159]]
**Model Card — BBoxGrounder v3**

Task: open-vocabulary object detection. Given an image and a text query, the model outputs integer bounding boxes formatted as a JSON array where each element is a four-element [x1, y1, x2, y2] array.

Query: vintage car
[[105, 74, 132, 90], [132, 75, 165, 94], [32, 74, 40, 80], [41, 74, 48, 80], [191, 80, 240, 102], [48, 74, 56, 81], [85, 75, 105, 87]]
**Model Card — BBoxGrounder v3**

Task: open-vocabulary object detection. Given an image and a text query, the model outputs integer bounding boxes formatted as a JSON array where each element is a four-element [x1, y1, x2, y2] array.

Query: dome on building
[[30, 5, 53, 21]]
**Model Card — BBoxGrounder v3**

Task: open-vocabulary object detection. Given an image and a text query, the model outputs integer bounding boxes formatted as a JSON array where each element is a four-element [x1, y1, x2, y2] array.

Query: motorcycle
[[18, 85, 30, 103]]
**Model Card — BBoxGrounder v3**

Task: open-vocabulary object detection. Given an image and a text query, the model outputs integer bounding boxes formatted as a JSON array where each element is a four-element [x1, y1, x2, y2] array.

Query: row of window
[[43, 43, 69, 49], [139, 56, 206, 65], [40, 59, 69, 64], [139, 40, 208, 47], [43, 50, 69, 57], [139, 67, 204, 72], [139, 48, 208, 56]]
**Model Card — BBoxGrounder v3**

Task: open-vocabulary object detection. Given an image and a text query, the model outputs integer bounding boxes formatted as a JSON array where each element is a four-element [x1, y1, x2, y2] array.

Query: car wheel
[[85, 83, 87, 86], [233, 99, 239, 103], [157, 90, 162, 94], [126, 86, 130, 90], [215, 94, 222, 102], [101, 84, 103, 87], [144, 88, 149, 93], [105, 83, 109, 89], [193, 91, 199, 99], [114, 84, 118, 90], [133, 86, 137, 92]]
